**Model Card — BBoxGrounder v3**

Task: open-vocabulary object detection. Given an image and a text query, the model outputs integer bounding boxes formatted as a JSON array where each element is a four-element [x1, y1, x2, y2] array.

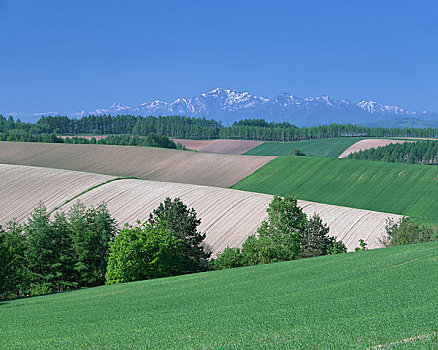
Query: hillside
[[0, 164, 113, 223], [245, 137, 364, 157], [339, 138, 411, 158], [233, 156, 438, 223], [174, 139, 263, 154], [1, 242, 437, 349], [0, 142, 274, 188], [0, 164, 401, 253]]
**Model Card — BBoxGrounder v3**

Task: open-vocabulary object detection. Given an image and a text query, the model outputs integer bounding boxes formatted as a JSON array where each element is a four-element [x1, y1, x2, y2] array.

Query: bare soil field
[[339, 139, 410, 158], [0, 142, 274, 188], [174, 139, 263, 154], [1, 164, 402, 255], [56, 178, 402, 255], [58, 135, 108, 140], [172, 139, 214, 151], [0, 164, 113, 224]]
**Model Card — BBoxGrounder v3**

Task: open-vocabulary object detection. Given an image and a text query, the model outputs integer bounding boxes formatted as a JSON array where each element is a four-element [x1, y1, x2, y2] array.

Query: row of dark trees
[[0, 202, 117, 298], [0, 199, 209, 299], [3, 114, 438, 141], [1, 196, 348, 299], [348, 140, 438, 165], [0, 129, 183, 149]]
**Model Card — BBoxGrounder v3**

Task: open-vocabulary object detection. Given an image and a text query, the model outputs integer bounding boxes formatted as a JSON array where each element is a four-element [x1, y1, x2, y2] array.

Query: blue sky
[[0, 0, 437, 114]]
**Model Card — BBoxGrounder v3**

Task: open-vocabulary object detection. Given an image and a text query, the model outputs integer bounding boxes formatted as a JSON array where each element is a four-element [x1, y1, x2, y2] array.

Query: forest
[[0, 129, 183, 149], [2, 114, 438, 141], [348, 140, 438, 165]]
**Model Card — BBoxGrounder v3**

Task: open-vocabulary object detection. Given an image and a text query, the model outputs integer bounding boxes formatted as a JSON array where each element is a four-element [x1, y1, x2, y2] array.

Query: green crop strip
[[49, 176, 143, 214], [0, 242, 437, 349], [244, 137, 365, 157], [232, 156, 438, 224]]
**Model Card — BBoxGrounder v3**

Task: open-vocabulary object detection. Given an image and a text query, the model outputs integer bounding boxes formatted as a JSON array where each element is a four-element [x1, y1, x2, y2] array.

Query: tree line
[[2, 194, 432, 300], [0, 129, 184, 150], [1, 196, 347, 300], [2, 114, 438, 142], [348, 140, 438, 165]]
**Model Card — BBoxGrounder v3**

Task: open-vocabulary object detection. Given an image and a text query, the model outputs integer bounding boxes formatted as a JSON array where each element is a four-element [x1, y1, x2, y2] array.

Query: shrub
[[383, 217, 437, 247]]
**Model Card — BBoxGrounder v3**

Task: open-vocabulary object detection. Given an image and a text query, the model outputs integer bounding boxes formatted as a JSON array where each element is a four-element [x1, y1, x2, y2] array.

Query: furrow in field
[[0, 141, 274, 188], [58, 178, 402, 255], [339, 139, 411, 158], [1, 164, 402, 256], [0, 164, 114, 224], [173, 139, 263, 154]]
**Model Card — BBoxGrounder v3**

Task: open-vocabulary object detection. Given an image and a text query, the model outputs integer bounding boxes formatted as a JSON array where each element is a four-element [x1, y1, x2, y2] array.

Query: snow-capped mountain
[[5, 88, 437, 127]]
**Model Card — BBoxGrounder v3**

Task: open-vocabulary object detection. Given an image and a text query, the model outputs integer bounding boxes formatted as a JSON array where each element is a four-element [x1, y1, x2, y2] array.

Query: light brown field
[[339, 139, 411, 158], [59, 135, 108, 140], [1, 164, 402, 256], [174, 139, 263, 154], [172, 139, 214, 151], [0, 141, 274, 188], [58, 178, 402, 255], [0, 164, 113, 224]]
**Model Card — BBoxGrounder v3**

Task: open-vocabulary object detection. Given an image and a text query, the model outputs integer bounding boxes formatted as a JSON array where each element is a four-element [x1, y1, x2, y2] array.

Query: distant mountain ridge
[[5, 88, 438, 127]]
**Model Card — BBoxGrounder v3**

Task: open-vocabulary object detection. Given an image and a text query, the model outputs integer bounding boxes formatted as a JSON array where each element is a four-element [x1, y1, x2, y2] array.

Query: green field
[[1, 242, 437, 349], [232, 156, 438, 223], [244, 137, 364, 157]]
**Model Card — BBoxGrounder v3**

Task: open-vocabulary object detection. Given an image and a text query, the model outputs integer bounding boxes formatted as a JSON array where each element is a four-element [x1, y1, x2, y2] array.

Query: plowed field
[[0, 142, 274, 188], [174, 139, 263, 154], [0, 164, 401, 254], [0, 164, 113, 224], [339, 139, 410, 158]]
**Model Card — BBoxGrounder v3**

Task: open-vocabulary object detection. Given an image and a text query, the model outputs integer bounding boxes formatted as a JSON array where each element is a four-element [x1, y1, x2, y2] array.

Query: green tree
[[212, 247, 245, 270], [105, 221, 185, 284], [256, 196, 307, 261], [147, 197, 211, 273], [69, 202, 117, 287], [299, 214, 345, 258], [24, 202, 58, 294], [0, 221, 28, 298], [382, 217, 437, 247]]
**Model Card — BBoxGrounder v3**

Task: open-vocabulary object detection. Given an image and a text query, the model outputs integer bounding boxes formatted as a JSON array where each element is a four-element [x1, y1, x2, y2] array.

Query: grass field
[[232, 156, 438, 223], [244, 137, 364, 157], [1, 242, 437, 349]]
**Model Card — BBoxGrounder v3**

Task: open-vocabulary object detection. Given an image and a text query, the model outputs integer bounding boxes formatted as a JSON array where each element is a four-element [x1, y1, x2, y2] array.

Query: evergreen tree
[[147, 197, 211, 273], [69, 202, 117, 287]]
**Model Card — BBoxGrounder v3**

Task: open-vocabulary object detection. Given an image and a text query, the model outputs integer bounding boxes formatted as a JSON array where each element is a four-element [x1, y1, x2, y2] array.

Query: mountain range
[[6, 88, 438, 127]]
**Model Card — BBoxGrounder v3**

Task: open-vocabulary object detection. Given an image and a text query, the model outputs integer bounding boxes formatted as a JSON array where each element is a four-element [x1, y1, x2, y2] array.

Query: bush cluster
[[212, 196, 346, 270], [0, 202, 116, 299]]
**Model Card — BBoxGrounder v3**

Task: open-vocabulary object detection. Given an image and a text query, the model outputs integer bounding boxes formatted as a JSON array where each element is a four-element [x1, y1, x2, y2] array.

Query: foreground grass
[[244, 137, 364, 157], [1, 242, 437, 349], [232, 156, 438, 223]]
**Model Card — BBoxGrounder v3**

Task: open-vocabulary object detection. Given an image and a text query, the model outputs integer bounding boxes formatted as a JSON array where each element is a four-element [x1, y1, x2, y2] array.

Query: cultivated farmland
[[0, 141, 274, 188], [1, 241, 437, 349], [245, 137, 364, 157], [339, 138, 411, 158], [233, 156, 438, 223], [0, 164, 401, 254], [0, 164, 113, 224], [174, 138, 263, 154]]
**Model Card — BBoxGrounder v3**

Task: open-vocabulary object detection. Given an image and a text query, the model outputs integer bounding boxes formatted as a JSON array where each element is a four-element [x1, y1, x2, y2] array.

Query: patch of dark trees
[[348, 140, 438, 165], [2, 114, 438, 142]]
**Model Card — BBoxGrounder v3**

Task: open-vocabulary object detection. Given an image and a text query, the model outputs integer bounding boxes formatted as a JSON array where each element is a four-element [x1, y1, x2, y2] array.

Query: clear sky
[[0, 0, 437, 114]]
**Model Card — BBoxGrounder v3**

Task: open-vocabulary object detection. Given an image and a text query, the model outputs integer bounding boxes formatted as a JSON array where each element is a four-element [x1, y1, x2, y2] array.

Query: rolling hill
[[0, 142, 274, 188], [0, 164, 402, 253], [1, 242, 437, 349], [174, 139, 263, 154], [232, 156, 438, 223], [244, 137, 364, 157]]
